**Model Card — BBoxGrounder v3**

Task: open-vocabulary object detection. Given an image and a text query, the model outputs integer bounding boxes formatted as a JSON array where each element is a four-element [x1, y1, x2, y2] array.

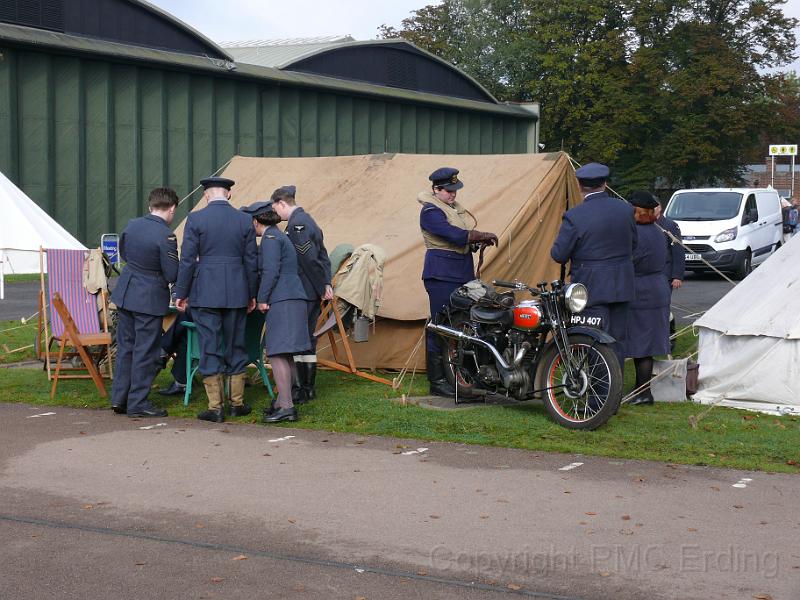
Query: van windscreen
[[665, 192, 743, 221]]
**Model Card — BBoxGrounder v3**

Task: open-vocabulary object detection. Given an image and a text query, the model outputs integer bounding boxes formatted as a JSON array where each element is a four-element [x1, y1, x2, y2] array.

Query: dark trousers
[[193, 307, 247, 377], [111, 308, 162, 413], [161, 309, 192, 385], [582, 302, 629, 368], [424, 279, 462, 353], [298, 299, 321, 356]]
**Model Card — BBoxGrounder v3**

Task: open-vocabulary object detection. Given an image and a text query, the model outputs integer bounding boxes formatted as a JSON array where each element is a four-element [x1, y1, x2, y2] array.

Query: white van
[[664, 188, 783, 279]]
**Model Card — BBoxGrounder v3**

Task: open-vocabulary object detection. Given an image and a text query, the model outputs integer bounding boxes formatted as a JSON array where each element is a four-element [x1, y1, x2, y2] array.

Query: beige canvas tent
[[176, 152, 580, 370]]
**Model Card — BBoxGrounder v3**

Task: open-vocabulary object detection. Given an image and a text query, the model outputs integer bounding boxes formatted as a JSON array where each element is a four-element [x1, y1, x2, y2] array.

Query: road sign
[[769, 144, 797, 156]]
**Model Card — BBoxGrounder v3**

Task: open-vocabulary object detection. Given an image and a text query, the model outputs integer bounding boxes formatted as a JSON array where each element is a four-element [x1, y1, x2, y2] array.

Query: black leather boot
[[304, 362, 317, 400], [292, 362, 309, 405], [427, 351, 455, 397]]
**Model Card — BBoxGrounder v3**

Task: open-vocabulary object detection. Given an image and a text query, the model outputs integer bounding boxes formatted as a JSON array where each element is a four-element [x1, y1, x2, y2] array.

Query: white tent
[[0, 170, 86, 276], [693, 234, 800, 415]]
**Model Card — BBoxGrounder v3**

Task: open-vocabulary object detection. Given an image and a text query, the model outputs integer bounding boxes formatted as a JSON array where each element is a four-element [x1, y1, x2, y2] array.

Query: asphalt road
[[0, 403, 797, 600]]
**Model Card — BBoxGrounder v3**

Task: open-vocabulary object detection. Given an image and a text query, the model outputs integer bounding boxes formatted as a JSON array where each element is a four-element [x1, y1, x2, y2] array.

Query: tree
[[380, 0, 799, 193]]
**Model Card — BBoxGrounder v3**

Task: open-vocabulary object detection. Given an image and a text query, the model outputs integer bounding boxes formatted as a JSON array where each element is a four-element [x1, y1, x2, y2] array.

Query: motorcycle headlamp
[[564, 283, 588, 313]]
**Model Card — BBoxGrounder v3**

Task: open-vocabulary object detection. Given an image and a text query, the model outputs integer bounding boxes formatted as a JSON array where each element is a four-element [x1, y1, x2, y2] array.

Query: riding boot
[[630, 357, 654, 405], [304, 362, 317, 400], [292, 362, 309, 405], [426, 351, 455, 397]]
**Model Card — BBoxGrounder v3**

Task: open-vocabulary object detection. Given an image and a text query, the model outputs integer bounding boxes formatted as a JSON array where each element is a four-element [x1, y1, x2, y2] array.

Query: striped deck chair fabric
[[46, 249, 100, 338]]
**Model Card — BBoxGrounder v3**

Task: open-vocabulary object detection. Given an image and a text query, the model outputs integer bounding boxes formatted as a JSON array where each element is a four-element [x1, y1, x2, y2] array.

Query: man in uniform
[[550, 163, 637, 368], [110, 187, 179, 417], [419, 167, 497, 397], [270, 185, 332, 403], [174, 177, 259, 423]]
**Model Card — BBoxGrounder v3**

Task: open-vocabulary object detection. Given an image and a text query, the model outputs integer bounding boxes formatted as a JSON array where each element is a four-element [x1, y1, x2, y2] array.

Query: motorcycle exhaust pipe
[[426, 322, 511, 370], [513, 342, 531, 367]]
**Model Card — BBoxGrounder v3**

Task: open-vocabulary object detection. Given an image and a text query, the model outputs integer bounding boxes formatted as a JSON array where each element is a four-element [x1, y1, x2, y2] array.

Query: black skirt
[[264, 299, 312, 356]]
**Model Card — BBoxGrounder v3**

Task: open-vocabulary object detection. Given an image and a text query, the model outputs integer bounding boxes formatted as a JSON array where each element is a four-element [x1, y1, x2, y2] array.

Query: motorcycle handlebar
[[493, 279, 522, 289]]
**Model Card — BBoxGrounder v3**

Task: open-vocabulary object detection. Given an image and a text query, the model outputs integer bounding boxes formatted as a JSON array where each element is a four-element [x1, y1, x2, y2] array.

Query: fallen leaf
[[621, 515, 631, 521], [79, 431, 87, 435], [392, 451, 402, 455], [355, 440, 366, 444], [619, 529, 634, 535], [82, 505, 93, 510], [416, 570, 427, 576], [599, 572, 610, 577], [353, 469, 361, 472], [429, 514, 441, 519], [507, 583, 522, 590], [687, 528, 698, 532], [760, 521, 768, 525], [579, 521, 587, 525], [787, 460, 797, 466], [210, 577, 224, 584], [396, 444, 409, 449], [563, 491, 572, 494], [710, 486, 720, 491], [753, 594, 773, 600], [135, 561, 147, 566], [479, 514, 490, 519], [232, 555, 248, 561], [585, 512, 597, 516], [496, 498, 509, 503], [288, 518, 296, 524], [321, 439, 328, 442], [185, 494, 193, 498], [262, 453, 271, 457], [195, 523, 205, 529], [294, 584, 305, 592]]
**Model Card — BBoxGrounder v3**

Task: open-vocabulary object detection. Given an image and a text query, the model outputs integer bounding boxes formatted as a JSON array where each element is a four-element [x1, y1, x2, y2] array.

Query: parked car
[[664, 188, 783, 279]]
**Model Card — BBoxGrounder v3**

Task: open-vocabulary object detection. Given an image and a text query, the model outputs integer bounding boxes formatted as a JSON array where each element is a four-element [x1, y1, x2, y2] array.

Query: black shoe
[[262, 407, 298, 423], [197, 409, 224, 423], [158, 351, 170, 370], [127, 408, 168, 418], [629, 393, 654, 406], [263, 398, 277, 416], [229, 405, 252, 417], [426, 351, 455, 397], [158, 382, 186, 397], [111, 404, 126, 414]]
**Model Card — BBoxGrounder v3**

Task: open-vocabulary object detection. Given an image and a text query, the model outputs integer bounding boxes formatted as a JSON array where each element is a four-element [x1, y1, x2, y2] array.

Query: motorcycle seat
[[470, 305, 514, 326]]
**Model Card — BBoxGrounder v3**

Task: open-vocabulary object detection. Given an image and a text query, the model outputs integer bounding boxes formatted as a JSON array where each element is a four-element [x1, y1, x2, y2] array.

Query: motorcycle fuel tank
[[512, 300, 542, 330]]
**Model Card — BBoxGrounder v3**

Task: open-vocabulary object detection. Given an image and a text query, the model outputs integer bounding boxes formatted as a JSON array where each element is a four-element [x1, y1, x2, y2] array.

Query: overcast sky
[[151, 0, 799, 72]]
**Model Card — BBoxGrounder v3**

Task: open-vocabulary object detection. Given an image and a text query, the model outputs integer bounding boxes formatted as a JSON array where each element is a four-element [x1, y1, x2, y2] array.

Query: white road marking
[[401, 447, 429, 456], [268, 435, 296, 443], [732, 477, 753, 488], [139, 423, 167, 430], [27, 412, 56, 418], [354, 568, 365, 573], [559, 462, 584, 471]]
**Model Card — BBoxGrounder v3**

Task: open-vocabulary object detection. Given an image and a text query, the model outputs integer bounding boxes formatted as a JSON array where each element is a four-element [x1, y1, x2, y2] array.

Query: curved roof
[[0, 0, 233, 61], [225, 38, 498, 104]]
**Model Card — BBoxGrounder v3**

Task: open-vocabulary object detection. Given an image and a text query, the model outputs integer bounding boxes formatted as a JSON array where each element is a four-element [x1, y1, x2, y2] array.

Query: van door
[[739, 193, 762, 258], [755, 191, 782, 257]]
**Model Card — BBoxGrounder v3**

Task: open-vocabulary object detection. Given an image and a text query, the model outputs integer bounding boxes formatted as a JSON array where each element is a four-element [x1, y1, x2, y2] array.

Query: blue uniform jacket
[[257, 225, 309, 305], [111, 214, 178, 316], [657, 215, 685, 281], [286, 207, 331, 300], [631, 223, 671, 309], [420, 202, 474, 283], [550, 191, 637, 306], [174, 199, 259, 308]]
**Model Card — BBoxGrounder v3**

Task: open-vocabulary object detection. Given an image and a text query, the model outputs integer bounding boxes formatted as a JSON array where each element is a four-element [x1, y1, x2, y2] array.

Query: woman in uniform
[[242, 201, 311, 423], [625, 191, 671, 405]]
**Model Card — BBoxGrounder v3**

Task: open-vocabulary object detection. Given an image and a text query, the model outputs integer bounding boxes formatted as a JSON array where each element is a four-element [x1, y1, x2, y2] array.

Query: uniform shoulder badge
[[293, 224, 305, 231], [265, 234, 276, 239]]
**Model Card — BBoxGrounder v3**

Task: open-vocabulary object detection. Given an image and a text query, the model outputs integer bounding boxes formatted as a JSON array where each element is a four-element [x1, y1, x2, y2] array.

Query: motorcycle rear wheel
[[537, 334, 621, 430]]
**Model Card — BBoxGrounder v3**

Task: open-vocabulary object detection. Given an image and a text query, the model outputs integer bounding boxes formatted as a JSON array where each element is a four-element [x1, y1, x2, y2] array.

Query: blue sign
[[101, 233, 119, 264]]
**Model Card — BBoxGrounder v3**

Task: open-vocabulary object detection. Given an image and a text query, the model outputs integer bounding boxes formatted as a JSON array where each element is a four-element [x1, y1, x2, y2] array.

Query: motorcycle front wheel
[[537, 334, 622, 430]]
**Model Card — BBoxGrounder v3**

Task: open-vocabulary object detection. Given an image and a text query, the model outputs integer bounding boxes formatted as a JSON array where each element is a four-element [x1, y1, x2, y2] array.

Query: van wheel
[[733, 250, 752, 280]]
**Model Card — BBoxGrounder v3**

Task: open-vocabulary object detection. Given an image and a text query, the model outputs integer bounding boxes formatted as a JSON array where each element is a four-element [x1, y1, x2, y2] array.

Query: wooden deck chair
[[37, 248, 113, 398]]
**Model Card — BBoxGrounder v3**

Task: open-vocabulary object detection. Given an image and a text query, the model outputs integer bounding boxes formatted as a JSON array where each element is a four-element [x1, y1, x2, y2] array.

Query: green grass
[[0, 328, 798, 473], [0, 319, 39, 364], [2, 273, 42, 283]]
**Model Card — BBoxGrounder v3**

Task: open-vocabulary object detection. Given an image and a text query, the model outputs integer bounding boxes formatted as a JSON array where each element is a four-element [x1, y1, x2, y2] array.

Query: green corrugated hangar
[[0, 0, 539, 246]]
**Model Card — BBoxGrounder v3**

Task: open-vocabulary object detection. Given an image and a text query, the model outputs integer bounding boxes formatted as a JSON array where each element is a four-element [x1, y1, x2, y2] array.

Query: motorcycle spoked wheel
[[439, 318, 482, 398], [537, 334, 621, 430]]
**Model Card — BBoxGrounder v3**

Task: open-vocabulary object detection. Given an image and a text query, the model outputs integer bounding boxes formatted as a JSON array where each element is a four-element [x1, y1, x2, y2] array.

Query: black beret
[[628, 190, 659, 209]]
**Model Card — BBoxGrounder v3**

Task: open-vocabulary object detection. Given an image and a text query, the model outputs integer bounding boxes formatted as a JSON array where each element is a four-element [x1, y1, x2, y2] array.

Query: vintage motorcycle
[[426, 279, 622, 430]]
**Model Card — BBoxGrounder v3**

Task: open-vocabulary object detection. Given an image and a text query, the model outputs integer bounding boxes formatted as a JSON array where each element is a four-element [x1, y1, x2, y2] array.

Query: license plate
[[569, 314, 604, 328], [685, 253, 701, 261]]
